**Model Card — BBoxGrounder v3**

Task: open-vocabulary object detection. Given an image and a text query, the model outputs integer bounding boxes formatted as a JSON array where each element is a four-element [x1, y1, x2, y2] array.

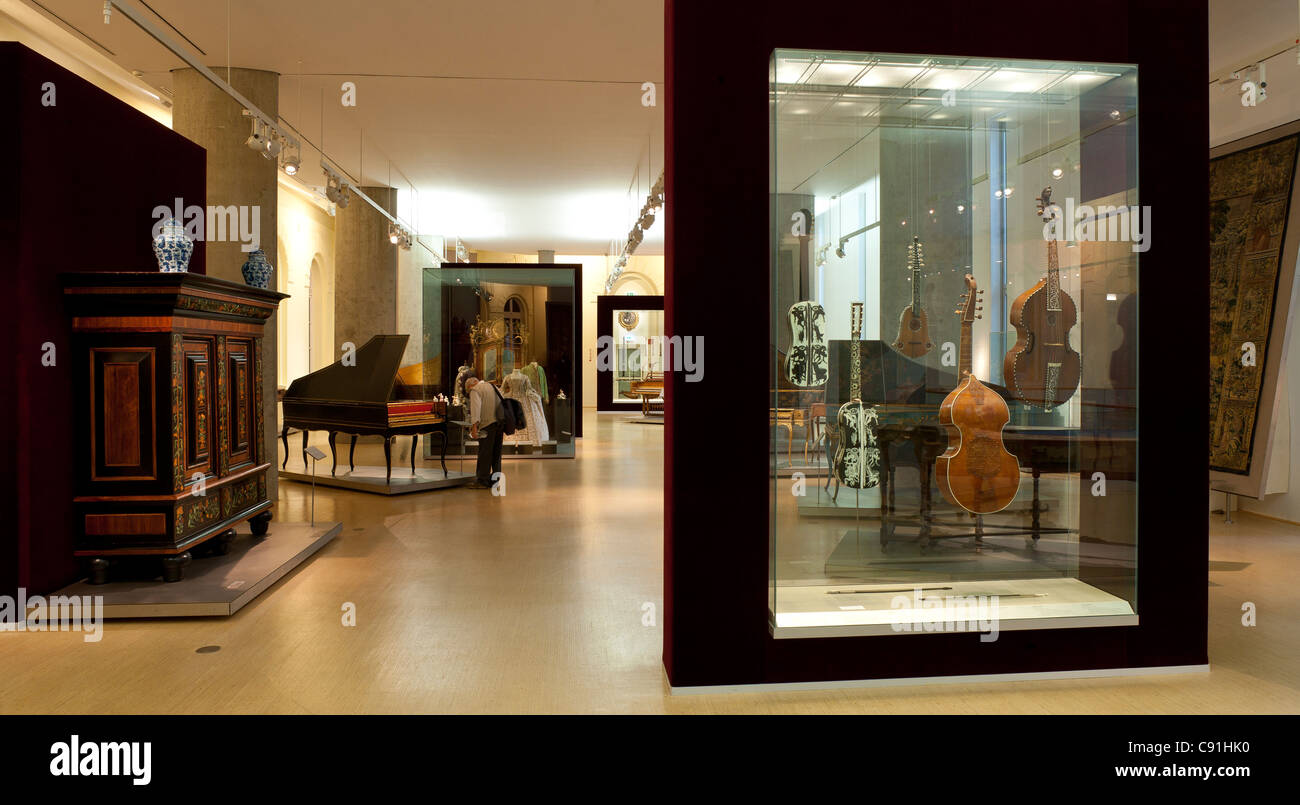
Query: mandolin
[[785, 301, 828, 387], [936, 275, 1021, 514], [1005, 187, 1081, 411], [892, 236, 934, 357], [833, 302, 880, 489]]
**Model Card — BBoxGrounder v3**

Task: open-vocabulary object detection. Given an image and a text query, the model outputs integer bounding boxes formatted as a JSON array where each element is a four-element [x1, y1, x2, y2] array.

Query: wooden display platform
[[279, 465, 474, 495], [54, 521, 341, 618]]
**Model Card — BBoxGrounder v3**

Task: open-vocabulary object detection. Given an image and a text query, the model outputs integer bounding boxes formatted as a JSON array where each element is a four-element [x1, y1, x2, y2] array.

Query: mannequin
[[501, 368, 549, 446], [521, 361, 548, 402]]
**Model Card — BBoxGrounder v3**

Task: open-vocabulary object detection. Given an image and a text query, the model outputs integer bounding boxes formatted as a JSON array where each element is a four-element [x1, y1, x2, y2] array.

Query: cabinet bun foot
[[249, 510, 273, 537], [87, 558, 111, 585], [161, 552, 192, 583]]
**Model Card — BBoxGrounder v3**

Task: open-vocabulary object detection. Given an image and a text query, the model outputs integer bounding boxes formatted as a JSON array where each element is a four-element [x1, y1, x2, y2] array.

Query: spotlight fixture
[[1051, 167, 1064, 179], [245, 120, 266, 154], [323, 165, 351, 208], [265, 137, 282, 159], [281, 151, 300, 176], [387, 222, 412, 249]]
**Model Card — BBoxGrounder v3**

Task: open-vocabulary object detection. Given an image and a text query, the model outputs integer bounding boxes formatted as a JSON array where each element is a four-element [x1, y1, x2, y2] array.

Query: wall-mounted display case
[[769, 50, 1139, 637], [422, 263, 581, 458]]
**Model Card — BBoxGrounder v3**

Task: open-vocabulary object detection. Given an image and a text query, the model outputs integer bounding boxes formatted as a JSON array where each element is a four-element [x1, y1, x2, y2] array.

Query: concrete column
[[171, 67, 281, 498], [335, 186, 398, 354]]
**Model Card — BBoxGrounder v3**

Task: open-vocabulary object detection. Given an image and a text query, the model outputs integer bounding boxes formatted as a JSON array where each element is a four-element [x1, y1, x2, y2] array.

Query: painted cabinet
[[63, 273, 286, 582]]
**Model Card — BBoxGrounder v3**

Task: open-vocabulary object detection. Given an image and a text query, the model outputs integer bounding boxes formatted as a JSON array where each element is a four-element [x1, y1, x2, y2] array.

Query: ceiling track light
[[323, 164, 351, 209], [387, 222, 413, 250], [281, 149, 301, 176]]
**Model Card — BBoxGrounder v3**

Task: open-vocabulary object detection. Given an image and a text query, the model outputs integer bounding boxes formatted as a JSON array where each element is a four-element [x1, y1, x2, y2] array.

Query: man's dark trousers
[[476, 422, 504, 485]]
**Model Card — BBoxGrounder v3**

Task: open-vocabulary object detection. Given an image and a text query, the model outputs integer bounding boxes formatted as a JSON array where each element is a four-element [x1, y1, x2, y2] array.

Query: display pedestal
[[54, 521, 341, 618], [279, 456, 472, 495]]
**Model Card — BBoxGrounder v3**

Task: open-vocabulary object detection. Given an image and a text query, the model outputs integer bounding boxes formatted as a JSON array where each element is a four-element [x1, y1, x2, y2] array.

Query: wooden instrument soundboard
[[936, 276, 1021, 514]]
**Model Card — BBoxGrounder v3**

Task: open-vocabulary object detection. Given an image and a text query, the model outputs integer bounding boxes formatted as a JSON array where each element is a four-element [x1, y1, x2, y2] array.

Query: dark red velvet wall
[[0, 43, 207, 596]]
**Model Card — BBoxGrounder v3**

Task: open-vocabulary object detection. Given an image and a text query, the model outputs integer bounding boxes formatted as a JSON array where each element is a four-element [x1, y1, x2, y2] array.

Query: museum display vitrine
[[422, 263, 579, 457], [770, 50, 1140, 636], [596, 294, 666, 412]]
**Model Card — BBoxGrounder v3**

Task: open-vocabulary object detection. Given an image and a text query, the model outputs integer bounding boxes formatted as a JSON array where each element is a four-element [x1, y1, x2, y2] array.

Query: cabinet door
[[180, 337, 216, 485], [224, 337, 257, 474], [90, 347, 156, 481]]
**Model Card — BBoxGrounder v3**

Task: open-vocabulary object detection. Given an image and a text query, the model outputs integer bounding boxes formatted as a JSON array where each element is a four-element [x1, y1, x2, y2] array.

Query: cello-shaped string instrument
[[936, 275, 1021, 514], [786, 301, 828, 387], [1005, 186, 1081, 411], [892, 236, 934, 357], [833, 302, 880, 490]]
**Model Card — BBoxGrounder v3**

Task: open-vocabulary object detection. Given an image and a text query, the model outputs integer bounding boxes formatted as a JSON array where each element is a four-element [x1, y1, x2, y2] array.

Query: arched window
[[503, 296, 525, 343]]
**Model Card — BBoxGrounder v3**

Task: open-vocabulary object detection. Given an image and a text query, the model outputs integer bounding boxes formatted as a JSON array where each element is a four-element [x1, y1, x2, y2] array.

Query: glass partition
[[607, 307, 665, 410], [422, 265, 577, 457], [770, 50, 1139, 636]]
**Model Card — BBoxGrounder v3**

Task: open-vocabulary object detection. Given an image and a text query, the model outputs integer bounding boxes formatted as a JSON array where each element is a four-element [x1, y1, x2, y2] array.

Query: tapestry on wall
[[1209, 133, 1300, 474]]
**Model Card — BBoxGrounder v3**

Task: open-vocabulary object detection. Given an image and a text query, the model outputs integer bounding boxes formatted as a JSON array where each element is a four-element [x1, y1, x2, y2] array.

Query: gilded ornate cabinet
[[62, 273, 286, 582]]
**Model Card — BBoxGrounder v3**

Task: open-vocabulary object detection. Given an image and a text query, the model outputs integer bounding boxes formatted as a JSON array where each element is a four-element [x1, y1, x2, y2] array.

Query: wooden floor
[[1, 411, 1297, 713]]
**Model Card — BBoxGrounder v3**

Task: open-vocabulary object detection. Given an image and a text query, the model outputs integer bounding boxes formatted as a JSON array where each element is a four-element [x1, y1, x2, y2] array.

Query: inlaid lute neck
[[1046, 236, 1061, 312], [849, 301, 863, 400]]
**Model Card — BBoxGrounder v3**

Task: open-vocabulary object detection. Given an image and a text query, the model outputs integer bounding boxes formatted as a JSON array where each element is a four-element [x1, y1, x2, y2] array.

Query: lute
[[936, 275, 1021, 514], [1005, 187, 1081, 411], [892, 236, 934, 357], [833, 302, 880, 489]]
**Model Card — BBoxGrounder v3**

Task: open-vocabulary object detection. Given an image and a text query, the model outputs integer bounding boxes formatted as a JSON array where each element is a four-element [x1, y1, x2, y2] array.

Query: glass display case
[[769, 50, 1139, 636], [422, 264, 578, 458], [596, 295, 666, 412]]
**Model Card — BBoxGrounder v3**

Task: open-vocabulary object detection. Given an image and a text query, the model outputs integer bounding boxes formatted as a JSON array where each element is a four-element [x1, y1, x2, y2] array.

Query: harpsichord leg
[[328, 431, 338, 476]]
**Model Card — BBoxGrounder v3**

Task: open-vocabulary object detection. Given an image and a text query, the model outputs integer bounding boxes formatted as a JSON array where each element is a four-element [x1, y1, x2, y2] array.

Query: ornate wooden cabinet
[[62, 273, 286, 582]]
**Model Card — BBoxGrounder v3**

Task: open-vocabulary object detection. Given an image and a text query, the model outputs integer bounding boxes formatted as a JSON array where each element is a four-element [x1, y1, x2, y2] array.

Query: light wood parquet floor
[[0, 411, 1296, 714]]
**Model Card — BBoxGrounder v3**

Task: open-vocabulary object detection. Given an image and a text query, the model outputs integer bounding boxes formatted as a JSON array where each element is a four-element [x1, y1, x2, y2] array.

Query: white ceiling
[[23, 0, 665, 254], [1209, 0, 1300, 76]]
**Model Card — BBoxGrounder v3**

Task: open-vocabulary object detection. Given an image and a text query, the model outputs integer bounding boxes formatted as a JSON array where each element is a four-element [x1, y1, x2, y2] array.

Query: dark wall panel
[[663, 1, 1208, 686], [1, 43, 207, 596]]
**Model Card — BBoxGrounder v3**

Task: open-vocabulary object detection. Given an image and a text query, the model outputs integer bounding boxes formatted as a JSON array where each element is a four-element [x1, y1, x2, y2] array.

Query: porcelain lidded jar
[[152, 217, 194, 273], [240, 249, 273, 289]]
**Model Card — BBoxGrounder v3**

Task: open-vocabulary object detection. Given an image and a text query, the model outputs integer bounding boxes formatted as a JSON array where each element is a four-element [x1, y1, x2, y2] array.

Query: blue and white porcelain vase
[[152, 217, 193, 273], [240, 249, 273, 289]]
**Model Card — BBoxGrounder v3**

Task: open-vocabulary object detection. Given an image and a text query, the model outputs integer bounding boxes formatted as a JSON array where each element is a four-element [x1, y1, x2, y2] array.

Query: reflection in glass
[[770, 50, 1139, 636]]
